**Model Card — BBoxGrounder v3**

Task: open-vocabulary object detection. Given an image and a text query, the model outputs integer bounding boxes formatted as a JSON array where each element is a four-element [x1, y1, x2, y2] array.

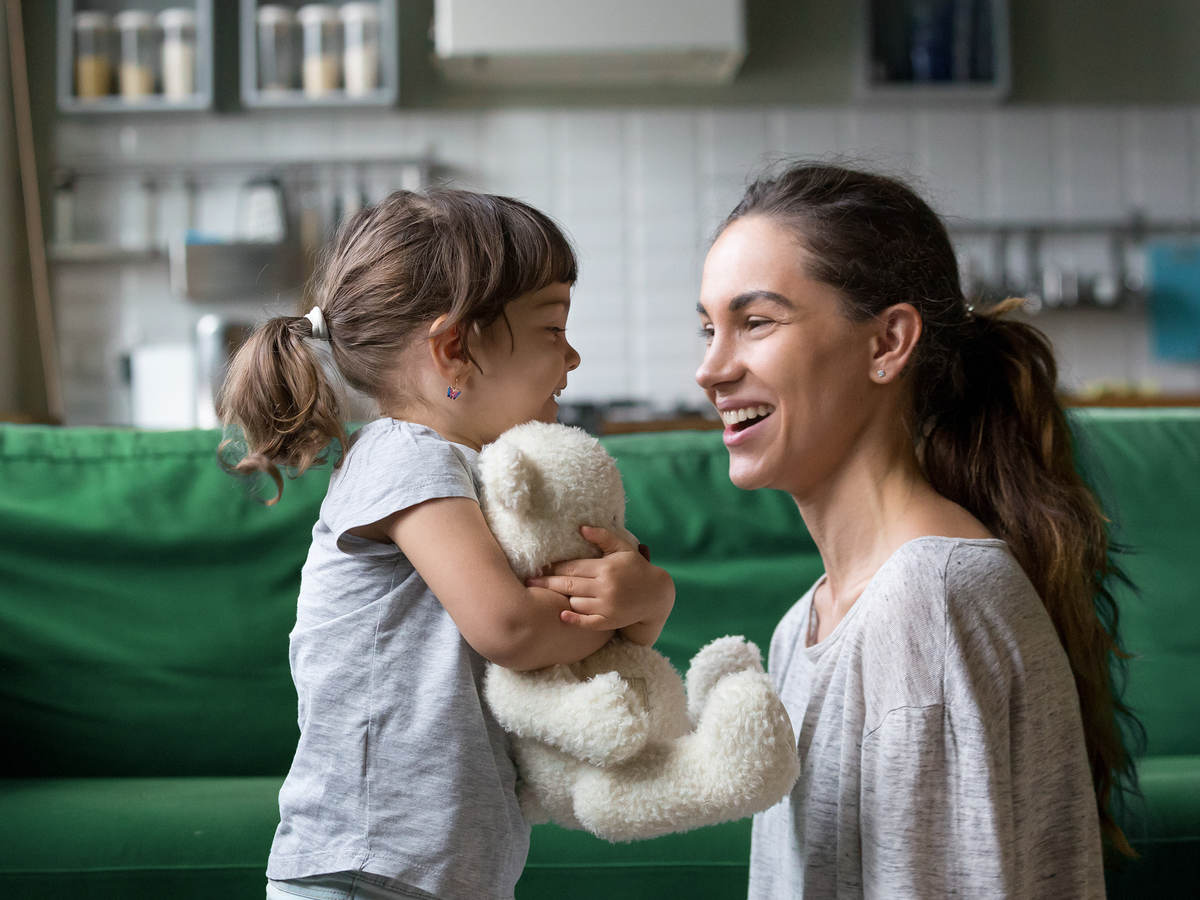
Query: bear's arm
[[484, 664, 652, 767]]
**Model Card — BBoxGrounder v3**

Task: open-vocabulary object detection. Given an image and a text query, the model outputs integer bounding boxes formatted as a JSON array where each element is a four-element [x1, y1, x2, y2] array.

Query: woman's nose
[[565, 338, 581, 372], [695, 336, 734, 391]]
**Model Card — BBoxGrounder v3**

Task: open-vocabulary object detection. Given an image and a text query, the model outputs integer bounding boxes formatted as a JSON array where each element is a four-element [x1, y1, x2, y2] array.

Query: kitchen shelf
[[857, 0, 1010, 102], [56, 0, 215, 114], [48, 242, 165, 264], [240, 1, 398, 109]]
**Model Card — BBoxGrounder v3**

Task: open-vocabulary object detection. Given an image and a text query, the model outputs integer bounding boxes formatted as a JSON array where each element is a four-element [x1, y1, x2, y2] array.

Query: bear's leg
[[684, 635, 764, 723], [572, 669, 800, 842]]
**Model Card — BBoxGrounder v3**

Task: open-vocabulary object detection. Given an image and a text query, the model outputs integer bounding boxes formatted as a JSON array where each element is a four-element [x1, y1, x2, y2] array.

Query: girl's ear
[[870, 303, 922, 382], [428, 315, 469, 385]]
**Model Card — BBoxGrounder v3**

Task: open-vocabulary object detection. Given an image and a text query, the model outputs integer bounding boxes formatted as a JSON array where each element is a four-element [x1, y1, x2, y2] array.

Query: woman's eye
[[698, 323, 715, 342]]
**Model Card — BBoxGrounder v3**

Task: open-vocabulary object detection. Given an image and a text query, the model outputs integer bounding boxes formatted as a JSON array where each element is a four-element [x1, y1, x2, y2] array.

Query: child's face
[[468, 281, 580, 443]]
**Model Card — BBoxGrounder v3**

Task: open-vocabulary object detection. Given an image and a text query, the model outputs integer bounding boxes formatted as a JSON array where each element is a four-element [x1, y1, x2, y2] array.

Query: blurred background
[[2, 0, 1200, 431]]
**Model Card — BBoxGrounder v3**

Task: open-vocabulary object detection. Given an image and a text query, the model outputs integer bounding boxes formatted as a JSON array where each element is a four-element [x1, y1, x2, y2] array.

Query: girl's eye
[[698, 323, 715, 342]]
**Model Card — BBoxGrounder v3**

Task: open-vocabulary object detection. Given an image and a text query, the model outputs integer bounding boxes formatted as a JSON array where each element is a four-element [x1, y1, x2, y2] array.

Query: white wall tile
[[914, 110, 986, 221], [1052, 110, 1123, 221], [1119, 109, 1192, 222], [771, 109, 849, 160], [984, 110, 1055, 222], [698, 109, 772, 178], [843, 110, 916, 172]]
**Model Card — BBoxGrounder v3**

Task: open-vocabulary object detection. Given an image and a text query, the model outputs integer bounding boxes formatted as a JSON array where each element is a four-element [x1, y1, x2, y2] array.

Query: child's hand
[[524, 525, 675, 645]]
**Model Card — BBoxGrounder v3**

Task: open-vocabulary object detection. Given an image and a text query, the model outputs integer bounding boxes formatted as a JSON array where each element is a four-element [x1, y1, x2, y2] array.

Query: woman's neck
[[796, 439, 994, 617]]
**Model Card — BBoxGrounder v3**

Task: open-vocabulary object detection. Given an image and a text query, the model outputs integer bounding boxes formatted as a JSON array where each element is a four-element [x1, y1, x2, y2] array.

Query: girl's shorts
[[266, 872, 438, 900]]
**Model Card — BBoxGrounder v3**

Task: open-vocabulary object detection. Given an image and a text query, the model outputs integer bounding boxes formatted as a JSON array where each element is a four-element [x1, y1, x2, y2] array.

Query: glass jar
[[73, 11, 113, 99], [256, 5, 299, 93], [114, 10, 158, 101], [157, 8, 196, 101], [297, 4, 341, 98], [340, 3, 381, 97]]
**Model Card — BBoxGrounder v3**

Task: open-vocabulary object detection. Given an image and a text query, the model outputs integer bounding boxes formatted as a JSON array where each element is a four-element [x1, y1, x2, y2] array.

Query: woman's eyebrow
[[697, 290, 795, 317]]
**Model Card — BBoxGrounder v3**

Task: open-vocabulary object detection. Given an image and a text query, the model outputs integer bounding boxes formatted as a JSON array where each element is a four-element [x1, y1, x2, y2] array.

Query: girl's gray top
[[749, 537, 1104, 899], [266, 419, 527, 900]]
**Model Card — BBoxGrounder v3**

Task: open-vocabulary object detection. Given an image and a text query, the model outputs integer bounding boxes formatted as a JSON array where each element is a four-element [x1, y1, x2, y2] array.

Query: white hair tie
[[304, 306, 330, 341]]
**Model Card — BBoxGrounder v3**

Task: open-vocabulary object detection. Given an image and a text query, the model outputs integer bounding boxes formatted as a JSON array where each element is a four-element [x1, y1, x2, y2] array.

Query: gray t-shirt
[[749, 537, 1104, 899], [266, 419, 528, 900]]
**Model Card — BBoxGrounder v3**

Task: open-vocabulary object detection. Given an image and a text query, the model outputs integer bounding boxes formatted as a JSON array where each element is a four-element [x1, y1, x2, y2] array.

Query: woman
[[694, 163, 1138, 898]]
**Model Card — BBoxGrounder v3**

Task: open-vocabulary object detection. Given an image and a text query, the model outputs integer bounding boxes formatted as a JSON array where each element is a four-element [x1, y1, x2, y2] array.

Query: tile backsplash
[[52, 104, 1200, 425]]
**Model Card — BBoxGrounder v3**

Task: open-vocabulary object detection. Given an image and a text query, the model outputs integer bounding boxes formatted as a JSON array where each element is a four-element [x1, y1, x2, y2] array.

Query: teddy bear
[[477, 420, 800, 842]]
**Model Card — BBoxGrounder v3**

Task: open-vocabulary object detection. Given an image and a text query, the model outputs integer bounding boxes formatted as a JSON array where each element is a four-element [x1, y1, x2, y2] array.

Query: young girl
[[691, 163, 1139, 898], [219, 189, 675, 900]]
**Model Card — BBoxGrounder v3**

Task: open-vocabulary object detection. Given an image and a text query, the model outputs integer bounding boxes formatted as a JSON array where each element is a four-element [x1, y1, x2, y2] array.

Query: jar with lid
[[256, 5, 299, 93], [157, 8, 196, 101], [340, 3, 381, 97], [73, 11, 113, 99], [297, 4, 341, 98], [114, 10, 158, 101]]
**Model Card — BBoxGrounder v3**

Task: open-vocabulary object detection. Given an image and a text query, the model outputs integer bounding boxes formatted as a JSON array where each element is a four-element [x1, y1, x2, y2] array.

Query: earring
[[876, 369, 886, 378], [446, 384, 461, 400]]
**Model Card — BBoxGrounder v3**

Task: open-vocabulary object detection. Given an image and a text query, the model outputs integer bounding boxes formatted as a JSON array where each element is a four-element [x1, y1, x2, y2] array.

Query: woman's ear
[[870, 303, 922, 382], [428, 315, 470, 386]]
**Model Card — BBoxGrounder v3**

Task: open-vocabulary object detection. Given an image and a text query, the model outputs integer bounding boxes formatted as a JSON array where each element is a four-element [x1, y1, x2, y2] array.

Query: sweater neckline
[[803, 535, 1009, 655]]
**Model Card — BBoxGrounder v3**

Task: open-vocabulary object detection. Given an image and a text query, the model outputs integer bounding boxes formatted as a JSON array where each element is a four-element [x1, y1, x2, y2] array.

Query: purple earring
[[447, 384, 461, 400]]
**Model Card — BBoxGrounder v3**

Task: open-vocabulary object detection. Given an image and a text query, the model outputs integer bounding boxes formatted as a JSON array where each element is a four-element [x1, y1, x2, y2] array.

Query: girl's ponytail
[[916, 298, 1140, 857], [217, 313, 347, 505]]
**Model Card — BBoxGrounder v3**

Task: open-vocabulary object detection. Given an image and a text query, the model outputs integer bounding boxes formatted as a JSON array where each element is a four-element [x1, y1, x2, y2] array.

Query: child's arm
[[377, 496, 614, 671], [524, 525, 676, 646]]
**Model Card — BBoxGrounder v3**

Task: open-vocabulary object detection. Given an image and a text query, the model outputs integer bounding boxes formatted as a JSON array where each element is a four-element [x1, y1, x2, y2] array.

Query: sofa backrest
[[0, 427, 327, 776], [1, 409, 1196, 776]]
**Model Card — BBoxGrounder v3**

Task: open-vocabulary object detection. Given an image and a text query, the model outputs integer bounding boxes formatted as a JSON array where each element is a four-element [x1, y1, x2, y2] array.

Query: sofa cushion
[[0, 776, 281, 899]]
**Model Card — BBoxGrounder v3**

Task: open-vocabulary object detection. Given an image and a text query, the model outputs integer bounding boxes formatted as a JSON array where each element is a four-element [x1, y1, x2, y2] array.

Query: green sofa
[[1, 409, 1197, 899]]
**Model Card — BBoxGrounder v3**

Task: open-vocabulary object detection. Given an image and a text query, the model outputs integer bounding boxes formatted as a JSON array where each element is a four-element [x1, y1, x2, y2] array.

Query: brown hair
[[218, 189, 577, 503], [721, 162, 1141, 857]]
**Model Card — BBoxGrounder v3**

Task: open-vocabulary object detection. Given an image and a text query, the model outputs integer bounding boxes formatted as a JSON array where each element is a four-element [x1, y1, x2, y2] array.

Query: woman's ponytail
[[916, 298, 1140, 857], [217, 314, 347, 505]]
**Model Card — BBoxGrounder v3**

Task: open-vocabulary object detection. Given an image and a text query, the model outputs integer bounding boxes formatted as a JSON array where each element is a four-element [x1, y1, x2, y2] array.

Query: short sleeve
[[322, 423, 479, 552]]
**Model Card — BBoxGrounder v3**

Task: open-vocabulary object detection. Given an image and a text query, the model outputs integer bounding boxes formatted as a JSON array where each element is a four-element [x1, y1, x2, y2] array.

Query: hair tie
[[304, 306, 330, 341]]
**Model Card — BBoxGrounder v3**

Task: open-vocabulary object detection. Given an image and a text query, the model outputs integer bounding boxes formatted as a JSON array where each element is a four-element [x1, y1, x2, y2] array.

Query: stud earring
[[446, 384, 462, 400], [876, 369, 886, 378]]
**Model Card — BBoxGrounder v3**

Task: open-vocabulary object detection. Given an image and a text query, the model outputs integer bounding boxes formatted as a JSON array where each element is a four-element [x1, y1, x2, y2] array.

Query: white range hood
[[433, 0, 746, 86]]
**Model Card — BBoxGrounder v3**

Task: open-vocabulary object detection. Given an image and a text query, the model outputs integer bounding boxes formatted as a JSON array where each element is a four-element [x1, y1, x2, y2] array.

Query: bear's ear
[[488, 444, 542, 516]]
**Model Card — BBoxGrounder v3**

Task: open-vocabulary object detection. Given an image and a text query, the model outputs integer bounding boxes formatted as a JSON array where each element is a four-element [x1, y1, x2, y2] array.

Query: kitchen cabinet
[[56, 0, 214, 113], [858, 0, 1010, 101], [240, 1, 398, 108]]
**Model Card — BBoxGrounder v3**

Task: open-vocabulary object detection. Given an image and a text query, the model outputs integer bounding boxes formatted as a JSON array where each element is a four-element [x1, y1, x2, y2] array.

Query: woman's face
[[695, 216, 880, 498]]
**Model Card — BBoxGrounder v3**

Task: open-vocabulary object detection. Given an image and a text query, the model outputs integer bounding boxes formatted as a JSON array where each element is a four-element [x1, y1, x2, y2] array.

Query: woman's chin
[[727, 458, 774, 492]]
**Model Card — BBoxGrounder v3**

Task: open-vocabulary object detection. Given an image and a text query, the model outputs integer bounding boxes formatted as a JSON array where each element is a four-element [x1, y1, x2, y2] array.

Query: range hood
[[432, 0, 746, 86]]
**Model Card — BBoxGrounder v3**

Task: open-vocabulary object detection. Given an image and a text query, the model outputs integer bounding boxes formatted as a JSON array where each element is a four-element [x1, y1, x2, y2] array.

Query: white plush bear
[[478, 421, 800, 842]]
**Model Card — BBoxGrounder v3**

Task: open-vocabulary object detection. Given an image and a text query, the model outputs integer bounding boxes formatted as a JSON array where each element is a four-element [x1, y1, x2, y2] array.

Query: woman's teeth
[[720, 405, 774, 428]]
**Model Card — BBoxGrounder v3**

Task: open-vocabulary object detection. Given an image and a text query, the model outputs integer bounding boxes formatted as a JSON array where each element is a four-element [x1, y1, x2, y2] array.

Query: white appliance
[[432, 0, 745, 86]]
